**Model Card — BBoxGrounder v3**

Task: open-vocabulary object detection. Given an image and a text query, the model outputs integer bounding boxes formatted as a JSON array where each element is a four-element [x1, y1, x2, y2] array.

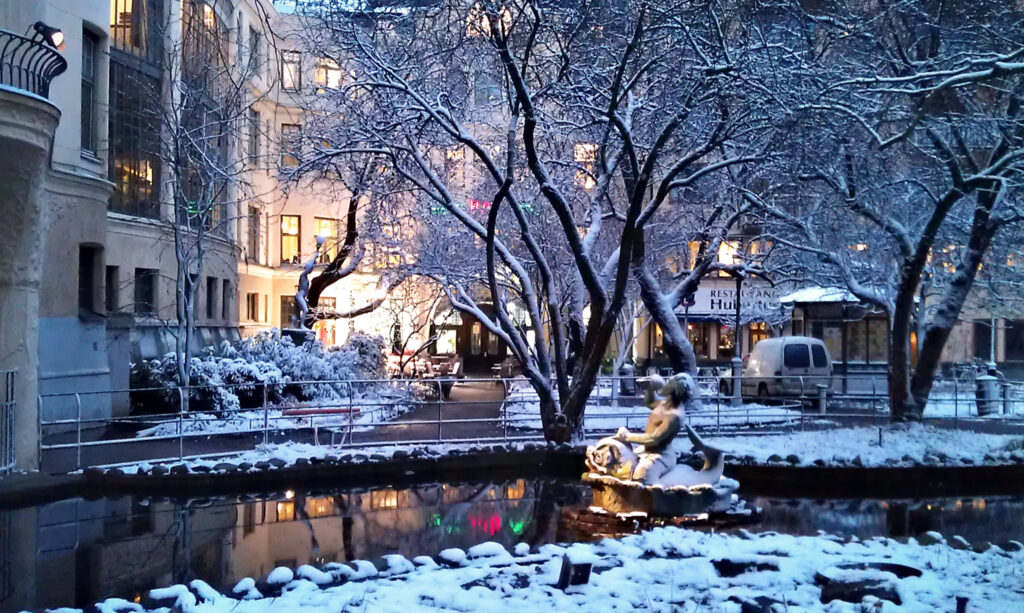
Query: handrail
[[0, 27, 67, 98]]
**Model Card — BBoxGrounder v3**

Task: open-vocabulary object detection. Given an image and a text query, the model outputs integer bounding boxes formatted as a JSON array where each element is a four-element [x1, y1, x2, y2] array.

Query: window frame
[[280, 214, 301, 264], [280, 50, 302, 91], [81, 29, 99, 154]]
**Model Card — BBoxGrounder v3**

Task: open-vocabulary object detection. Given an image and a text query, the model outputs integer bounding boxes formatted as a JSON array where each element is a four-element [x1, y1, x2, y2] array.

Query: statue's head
[[585, 437, 637, 480], [660, 373, 694, 408]]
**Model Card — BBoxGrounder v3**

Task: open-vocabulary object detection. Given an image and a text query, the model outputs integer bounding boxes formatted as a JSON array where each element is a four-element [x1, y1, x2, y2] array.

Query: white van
[[741, 336, 832, 399]]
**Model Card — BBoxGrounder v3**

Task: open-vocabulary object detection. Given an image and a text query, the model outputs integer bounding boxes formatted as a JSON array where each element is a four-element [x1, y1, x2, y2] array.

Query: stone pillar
[[0, 89, 61, 471]]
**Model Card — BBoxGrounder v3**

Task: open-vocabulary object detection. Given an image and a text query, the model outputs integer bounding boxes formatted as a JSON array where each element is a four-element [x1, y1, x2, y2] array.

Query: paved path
[[39, 382, 509, 473]]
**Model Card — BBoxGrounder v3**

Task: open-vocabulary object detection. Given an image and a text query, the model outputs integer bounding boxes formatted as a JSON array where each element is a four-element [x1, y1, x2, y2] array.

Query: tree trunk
[[910, 201, 998, 414], [634, 263, 698, 376], [887, 262, 920, 422]]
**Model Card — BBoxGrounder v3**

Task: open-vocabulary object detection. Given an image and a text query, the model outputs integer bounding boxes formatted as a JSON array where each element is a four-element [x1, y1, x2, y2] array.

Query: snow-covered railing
[[35, 374, 1024, 472], [0, 27, 67, 98]]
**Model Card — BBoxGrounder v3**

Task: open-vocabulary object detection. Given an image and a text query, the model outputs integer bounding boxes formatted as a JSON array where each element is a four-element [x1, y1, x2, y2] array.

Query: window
[[717, 240, 740, 276], [280, 123, 301, 166], [281, 215, 300, 264], [812, 344, 828, 368], [206, 277, 217, 319], [246, 292, 259, 321], [247, 205, 261, 261], [1007, 321, 1024, 362], [235, 13, 244, 63], [784, 343, 811, 368], [110, 0, 161, 61], [248, 108, 260, 164], [79, 246, 99, 313], [281, 50, 301, 90], [108, 60, 162, 217], [314, 217, 338, 262], [473, 71, 500, 106], [248, 26, 262, 74], [134, 268, 158, 316], [222, 279, 231, 320], [574, 143, 598, 189], [315, 58, 342, 90], [81, 30, 99, 154], [280, 295, 295, 329], [105, 266, 119, 312]]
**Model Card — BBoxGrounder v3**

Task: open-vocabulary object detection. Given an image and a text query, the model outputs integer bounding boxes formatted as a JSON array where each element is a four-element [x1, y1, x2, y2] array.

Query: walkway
[[38, 381, 509, 473]]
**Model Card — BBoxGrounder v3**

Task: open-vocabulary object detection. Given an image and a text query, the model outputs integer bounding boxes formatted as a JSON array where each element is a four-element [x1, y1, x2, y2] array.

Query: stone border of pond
[[5, 446, 1024, 510]]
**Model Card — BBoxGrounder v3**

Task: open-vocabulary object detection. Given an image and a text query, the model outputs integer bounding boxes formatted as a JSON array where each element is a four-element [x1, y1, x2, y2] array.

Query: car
[[740, 336, 833, 400]]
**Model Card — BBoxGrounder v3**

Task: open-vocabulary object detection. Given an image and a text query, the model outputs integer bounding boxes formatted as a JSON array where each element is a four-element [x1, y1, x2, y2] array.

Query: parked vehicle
[[741, 336, 832, 399]]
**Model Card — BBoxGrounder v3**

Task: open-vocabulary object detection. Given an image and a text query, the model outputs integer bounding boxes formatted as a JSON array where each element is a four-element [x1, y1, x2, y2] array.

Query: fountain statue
[[582, 373, 739, 516]]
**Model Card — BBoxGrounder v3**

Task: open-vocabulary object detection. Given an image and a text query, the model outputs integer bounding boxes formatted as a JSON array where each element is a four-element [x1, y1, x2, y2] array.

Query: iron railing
[[0, 28, 67, 98], [35, 373, 1024, 473], [0, 370, 14, 474]]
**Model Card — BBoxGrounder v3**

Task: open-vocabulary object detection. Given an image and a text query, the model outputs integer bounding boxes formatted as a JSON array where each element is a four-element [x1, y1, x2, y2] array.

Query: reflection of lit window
[[471, 322, 482, 355], [574, 143, 598, 189], [506, 479, 525, 499], [306, 497, 334, 518], [370, 489, 398, 509], [442, 484, 464, 504], [850, 243, 868, 251], [315, 58, 342, 89], [276, 501, 295, 521]]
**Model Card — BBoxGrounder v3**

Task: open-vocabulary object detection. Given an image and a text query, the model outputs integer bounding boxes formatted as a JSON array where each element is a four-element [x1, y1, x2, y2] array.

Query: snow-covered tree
[[752, 0, 1024, 420], [284, 0, 779, 441]]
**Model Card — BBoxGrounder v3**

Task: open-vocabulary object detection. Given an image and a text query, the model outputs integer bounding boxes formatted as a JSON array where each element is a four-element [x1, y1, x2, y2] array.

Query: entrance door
[[458, 315, 507, 374]]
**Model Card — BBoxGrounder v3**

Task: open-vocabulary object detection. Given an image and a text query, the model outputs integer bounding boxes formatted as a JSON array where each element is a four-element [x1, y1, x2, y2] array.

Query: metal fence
[[35, 373, 1024, 473], [0, 370, 14, 474]]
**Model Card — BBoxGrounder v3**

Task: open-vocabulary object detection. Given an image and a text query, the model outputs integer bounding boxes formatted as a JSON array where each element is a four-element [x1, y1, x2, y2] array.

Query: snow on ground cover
[[504, 380, 803, 432], [705, 422, 1024, 466], [84, 527, 1024, 612], [135, 390, 415, 438]]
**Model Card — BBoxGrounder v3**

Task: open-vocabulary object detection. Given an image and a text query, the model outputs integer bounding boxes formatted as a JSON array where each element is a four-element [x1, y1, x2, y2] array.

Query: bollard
[[816, 384, 827, 415], [731, 357, 742, 408], [956, 596, 968, 613], [976, 374, 999, 416]]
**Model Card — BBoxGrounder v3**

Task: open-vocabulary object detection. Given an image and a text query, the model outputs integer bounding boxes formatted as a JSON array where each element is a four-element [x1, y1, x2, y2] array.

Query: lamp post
[[731, 274, 743, 407]]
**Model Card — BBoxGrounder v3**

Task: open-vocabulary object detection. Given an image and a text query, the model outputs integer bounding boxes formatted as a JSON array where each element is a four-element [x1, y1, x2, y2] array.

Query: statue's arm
[[624, 414, 681, 447]]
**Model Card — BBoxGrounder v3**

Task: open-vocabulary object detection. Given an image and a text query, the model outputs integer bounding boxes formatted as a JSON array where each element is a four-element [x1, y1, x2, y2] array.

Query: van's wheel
[[757, 383, 770, 404]]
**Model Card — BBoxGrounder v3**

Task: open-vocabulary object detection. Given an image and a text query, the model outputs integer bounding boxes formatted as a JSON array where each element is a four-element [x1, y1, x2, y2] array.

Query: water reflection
[[2, 481, 1023, 612], [0, 479, 586, 612]]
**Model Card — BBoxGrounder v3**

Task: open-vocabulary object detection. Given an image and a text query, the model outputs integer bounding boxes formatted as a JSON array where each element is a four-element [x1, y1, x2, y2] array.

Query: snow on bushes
[[130, 331, 388, 415]]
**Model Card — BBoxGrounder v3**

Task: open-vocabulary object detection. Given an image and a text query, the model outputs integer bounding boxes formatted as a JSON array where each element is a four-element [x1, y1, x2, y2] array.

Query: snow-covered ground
[[706, 423, 1024, 467], [136, 391, 415, 438], [87, 526, 1024, 612], [504, 380, 804, 432]]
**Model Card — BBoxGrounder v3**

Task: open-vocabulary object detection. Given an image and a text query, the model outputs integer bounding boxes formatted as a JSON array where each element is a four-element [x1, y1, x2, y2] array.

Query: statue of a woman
[[294, 235, 325, 329]]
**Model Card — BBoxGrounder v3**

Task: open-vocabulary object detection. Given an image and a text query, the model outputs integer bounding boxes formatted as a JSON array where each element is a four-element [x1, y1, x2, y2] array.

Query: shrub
[[130, 330, 388, 414]]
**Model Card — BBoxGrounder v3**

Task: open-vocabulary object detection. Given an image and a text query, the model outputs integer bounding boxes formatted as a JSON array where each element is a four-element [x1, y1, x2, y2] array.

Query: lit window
[[306, 497, 334, 518], [281, 50, 301, 91], [717, 240, 739, 276], [314, 217, 339, 262], [370, 489, 399, 509], [281, 215, 300, 264], [850, 243, 868, 251], [276, 501, 295, 521], [202, 4, 215, 29], [466, 2, 511, 37], [574, 143, 598, 189], [315, 58, 342, 89]]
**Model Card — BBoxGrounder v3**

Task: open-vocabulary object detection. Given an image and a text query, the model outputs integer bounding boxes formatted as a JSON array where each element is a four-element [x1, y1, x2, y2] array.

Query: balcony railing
[[0, 28, 67, 99]]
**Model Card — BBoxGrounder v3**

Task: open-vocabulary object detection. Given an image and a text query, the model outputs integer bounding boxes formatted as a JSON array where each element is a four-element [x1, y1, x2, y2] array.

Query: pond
[[3, 478, 1023, 612]]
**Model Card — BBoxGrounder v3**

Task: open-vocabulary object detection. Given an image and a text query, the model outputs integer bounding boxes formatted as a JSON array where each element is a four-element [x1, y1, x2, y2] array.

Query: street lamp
[[31, 22, 65, 50]]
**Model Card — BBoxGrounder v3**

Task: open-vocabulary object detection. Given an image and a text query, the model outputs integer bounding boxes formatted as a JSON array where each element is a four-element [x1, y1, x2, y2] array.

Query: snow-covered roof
[[779, 286, 858, 304]]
